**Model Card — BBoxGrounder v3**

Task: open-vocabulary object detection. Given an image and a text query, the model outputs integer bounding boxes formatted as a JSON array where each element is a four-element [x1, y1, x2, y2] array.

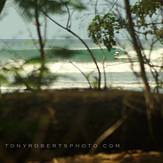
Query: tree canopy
[[88, 0, 163, 50], [0, 0, 85, 18]]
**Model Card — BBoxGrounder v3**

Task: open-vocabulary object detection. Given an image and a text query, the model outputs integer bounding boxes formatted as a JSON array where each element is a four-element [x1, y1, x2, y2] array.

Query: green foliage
[[23, 47, 76, 64], [14, 0, 85, 19], [131, 0, 163, 43], [132, 0, 162, 25], [0, 60, 58, 90], [0, 73, 8, 85], [88, 0, 163, 50], [15, 0, 64, 18], [0, 57, 78, 91], [12, 66, 58, 89], [24, 56, 43, 64], [68, 0, 86, 10], [0, 44, 80, 90], [88, 13, 120, 50], [50, 47, 75, 59], [91, 76, 99, 89]]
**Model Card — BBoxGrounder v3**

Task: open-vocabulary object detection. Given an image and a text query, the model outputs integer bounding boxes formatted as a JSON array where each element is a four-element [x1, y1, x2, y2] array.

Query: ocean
[[0, 39, 162, 92]]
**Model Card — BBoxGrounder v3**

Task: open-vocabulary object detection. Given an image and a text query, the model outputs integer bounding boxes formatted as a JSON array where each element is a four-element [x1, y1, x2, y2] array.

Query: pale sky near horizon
[[0, 0, 99, 39], [0, 0, 137, 39]]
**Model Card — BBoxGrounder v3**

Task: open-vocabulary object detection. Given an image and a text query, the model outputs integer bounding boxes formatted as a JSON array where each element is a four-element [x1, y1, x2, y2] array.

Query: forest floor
[[28, 151, 163, 163], [0, 89, 163, 162]]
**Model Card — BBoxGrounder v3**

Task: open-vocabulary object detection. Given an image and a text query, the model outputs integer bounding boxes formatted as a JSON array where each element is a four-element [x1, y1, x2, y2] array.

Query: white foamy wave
[[115, 48, 163, 61], [0, 48, 162, 91]]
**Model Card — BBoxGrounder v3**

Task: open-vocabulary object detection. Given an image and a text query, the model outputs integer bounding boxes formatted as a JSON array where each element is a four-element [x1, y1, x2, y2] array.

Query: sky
[[0, 0, 98, 39], [0, 0, 137, 39]]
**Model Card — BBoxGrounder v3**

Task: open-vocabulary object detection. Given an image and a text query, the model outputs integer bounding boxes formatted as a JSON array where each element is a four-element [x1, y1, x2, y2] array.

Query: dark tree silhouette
[[0, 0, 6, 15]]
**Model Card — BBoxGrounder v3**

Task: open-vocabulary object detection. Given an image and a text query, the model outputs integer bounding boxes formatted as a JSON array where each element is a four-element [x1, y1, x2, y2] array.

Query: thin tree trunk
[[35, 8, 45, 69], [41, 10, 102, 89], [34, 1, 46, 88], [124, 0, 155, 138]]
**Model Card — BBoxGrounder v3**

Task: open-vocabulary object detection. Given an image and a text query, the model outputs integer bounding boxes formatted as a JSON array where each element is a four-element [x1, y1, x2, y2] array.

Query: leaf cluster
[[88, 13, 120, 50], [49, 47, 75, 59], [88, 0, 163, 50], [132, 0, 162, 25], [12, 66, 58, 89], [0, 61, 58, 91], [14, 0, 85, 19], [0, 73, 8, 85]]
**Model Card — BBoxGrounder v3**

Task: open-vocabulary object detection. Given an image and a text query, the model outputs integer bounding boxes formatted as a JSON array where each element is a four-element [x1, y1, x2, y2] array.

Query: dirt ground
[[1, 89, 163, 162], [27, 151, 163, 163]]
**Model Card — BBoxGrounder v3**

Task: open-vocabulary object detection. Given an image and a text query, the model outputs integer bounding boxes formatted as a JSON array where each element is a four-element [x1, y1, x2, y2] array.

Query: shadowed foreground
[[0, 89, 163, 162], [29, 151, 163, 163]]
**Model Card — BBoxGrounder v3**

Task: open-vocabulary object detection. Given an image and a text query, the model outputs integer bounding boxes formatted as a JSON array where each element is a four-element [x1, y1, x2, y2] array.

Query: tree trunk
[[35, 7, 45, 69], [124, 0, 155, 138], [34, 1, 46, 88]]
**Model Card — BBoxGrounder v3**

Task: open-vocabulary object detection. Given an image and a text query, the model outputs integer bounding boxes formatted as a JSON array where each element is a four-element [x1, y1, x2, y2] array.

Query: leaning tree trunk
[[124, 0, 155, 138]]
